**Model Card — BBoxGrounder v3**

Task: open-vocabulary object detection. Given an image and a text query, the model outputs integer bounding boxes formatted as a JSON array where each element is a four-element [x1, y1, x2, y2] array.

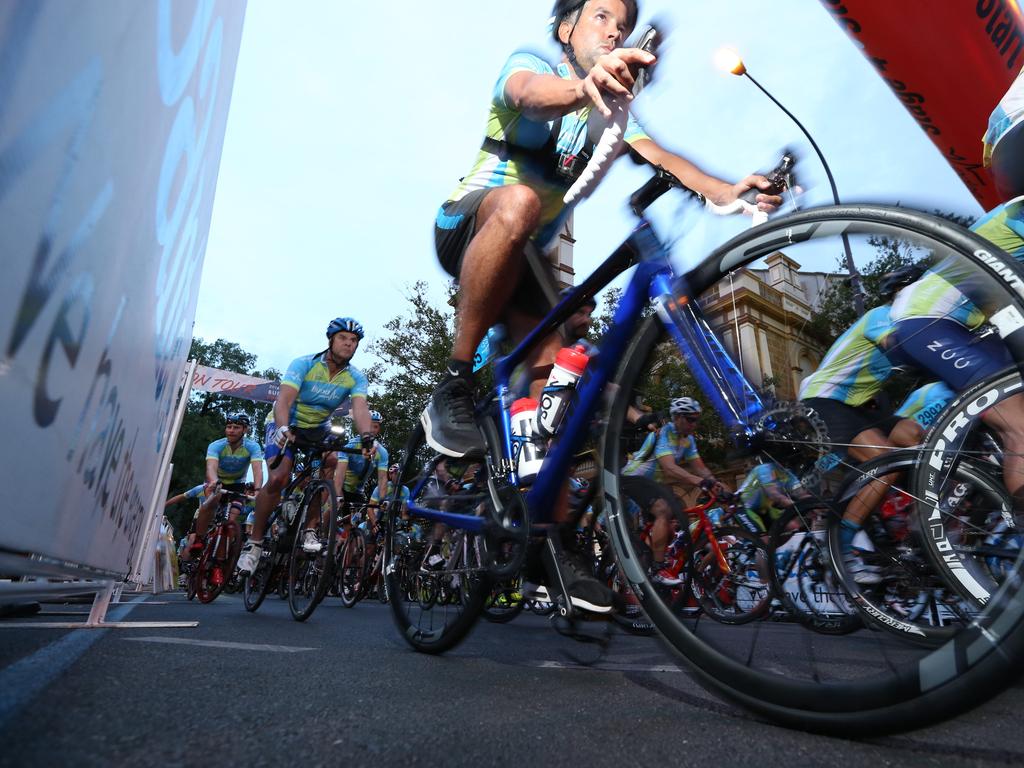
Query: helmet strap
[[560, 12, 590, 79]]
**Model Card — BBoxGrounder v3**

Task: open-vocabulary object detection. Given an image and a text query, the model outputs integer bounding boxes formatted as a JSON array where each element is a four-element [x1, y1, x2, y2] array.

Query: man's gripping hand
[[579, 48, 656, 118]]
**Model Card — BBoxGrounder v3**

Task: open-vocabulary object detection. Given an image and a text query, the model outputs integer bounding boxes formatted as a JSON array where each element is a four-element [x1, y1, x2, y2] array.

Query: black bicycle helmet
[[326, 317, 364, 340], [879, 263, 926, 301], [226, 412, 250, 427]]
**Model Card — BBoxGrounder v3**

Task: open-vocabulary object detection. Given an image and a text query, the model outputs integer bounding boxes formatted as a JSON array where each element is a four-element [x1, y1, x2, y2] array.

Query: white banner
[[192, 365, 280, 403], [0, 1, 246, 578]]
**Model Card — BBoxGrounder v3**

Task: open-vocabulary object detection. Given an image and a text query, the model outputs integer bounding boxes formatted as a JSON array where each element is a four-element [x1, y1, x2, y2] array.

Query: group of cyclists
[[164, 0, 1024, 651]]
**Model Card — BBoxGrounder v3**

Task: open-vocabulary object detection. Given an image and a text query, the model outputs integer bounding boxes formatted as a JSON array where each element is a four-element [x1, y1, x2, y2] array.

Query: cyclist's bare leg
[[842, 428, 897, 526], [451, 185, 541, 363], [888, 417, 924, 448], [191, 493, 220, 549], [250, 455, 294, 540], [980, 394, 1024, 502], [648, 498, 672, 561], [302, 483, 328, 530]]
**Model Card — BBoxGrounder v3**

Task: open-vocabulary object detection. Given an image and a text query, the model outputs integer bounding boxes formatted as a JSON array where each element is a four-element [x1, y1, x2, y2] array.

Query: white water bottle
[[510, 398, 546, 483], [536, 345, 589, 438]]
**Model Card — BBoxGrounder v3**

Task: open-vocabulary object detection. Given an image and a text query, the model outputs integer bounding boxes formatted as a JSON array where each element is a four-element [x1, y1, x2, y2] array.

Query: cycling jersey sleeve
[[206, 438, 226, 461], [282, 355, 313, 392], [653, 424, 675, 461], [495, 51, 552, 106], [184, 484, 206, 499], [349, 366, 368, 399], [678, 435, 700, 462], [244, 437, 265, 461], [373, 444, 389, 471]]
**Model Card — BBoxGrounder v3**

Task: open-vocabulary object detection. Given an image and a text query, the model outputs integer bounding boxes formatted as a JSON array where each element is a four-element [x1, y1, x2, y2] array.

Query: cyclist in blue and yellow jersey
[[884, 203, 1024, 504], [622, 413, 660, 474], [736, 461, 803, 537], [798, 295, 907, 583], [623, 397, 726, 585], [166, 483, 206, 562], [887, 380, 955, 448], [237, 318, 376, 574], [336, 410, 389, 526], [186, 413, 264, 561], [422, 0, 783, 460], [370, 464, 411, 510], [418, 0, 782, 613]]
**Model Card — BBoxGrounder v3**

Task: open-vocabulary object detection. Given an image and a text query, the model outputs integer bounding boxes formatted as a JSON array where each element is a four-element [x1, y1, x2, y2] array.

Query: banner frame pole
[[130, 358, 197, 585]]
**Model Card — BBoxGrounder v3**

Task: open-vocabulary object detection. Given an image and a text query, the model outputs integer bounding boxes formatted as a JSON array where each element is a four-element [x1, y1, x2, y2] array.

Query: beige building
[[700, 252, 836, 401]]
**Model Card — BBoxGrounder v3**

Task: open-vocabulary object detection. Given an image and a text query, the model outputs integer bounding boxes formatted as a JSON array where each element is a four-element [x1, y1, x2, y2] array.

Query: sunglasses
[[682, 415, 700, 423]]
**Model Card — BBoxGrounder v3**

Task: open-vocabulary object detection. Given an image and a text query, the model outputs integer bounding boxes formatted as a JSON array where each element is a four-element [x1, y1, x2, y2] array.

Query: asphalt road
[[1, 590, 1023, 767]]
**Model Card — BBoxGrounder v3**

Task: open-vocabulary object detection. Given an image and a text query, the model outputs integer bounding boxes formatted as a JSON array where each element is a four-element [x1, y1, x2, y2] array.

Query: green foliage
[[805, 235, 925, 346], [165, 337, 280, 538], [365, 281, 459, 454]]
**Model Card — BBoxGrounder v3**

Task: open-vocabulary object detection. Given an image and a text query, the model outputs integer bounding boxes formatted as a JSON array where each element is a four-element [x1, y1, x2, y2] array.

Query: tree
[[804, 235, 925, 346], [365, 281, 458, 454], [164, 338, 280, 538]]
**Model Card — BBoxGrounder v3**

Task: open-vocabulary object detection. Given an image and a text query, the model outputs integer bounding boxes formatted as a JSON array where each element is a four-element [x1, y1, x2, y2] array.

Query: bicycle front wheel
[[602, 204, 1024, 733], [384, 422, 491, 654], [287, 479, 338, 622]]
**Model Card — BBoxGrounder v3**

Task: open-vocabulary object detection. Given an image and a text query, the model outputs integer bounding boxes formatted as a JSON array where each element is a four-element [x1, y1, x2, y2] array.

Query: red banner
[[822, 0, 1024, 210]]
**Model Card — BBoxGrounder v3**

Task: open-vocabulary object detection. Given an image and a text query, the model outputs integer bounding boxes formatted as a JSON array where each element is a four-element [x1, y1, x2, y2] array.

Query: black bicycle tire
[[602, 203, 1024, 733], [691, 525, 771, 625], [766, 503, 862, 635], [287, 479, 338, 621], [912, 369, 1022, 607], [195, 528, 226, 604], [384, 422, 490, 654], [340, 528, 368, 608], [243, 542, 274, 613], [482, 580, 526, 623], [828, 451, 984, 647]]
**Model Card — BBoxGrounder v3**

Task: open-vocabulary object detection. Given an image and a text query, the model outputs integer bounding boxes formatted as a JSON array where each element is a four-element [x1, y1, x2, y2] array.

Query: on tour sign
[[823, 0, 1024, 210]]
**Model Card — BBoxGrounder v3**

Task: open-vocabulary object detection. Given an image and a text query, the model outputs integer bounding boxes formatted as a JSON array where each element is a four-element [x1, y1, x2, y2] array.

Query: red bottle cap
[[510, 398, 539, 416], [555, 345, 589, 376]]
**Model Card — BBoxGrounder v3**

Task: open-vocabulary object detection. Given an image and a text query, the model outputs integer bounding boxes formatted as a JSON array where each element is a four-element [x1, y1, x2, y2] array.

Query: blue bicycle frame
[[403, 212, 767, 531]]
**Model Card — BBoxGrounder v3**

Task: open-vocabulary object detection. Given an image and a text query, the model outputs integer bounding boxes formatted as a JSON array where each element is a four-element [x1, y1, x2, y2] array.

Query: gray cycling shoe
[[421, 376, 485, 458]]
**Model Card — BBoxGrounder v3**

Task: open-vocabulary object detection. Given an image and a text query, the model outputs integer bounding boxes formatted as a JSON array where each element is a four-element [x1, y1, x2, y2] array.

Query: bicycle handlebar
[[268, 429, 368, 470], [563, 25, 659, 206]]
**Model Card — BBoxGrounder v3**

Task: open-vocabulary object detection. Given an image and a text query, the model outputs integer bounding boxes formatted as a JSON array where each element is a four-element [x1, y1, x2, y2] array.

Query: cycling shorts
[[991, 121, 1024, 200], [887, 317, 1012, 391], [435, 188, 556, 318], [801, 397, 901, 458], [264, 424, 331, 465]]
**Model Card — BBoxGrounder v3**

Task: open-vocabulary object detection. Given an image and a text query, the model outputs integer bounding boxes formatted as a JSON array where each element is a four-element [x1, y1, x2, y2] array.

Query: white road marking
[[531, 660, 682, 673], [124, 636, 316, 653]]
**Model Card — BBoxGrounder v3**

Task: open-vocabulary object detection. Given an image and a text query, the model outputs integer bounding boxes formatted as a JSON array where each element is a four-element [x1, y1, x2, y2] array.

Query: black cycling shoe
[[421, 375, 485, 458], [542, 536, 614, 614]]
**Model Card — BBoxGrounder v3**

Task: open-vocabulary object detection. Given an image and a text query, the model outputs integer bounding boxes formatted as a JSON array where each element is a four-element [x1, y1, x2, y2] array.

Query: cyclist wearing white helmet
[[625, 396, 728, 585], [238, 318, 375, 572]]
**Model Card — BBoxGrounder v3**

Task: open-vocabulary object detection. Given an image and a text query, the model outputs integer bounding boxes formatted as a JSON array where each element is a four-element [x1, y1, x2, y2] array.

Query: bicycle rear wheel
[[287, 480, 338, 622], [243, 541, 275, 613], [195, 527, 228, 604], [339, 527, 368, 608], [384, 422, 491, 654], [603, 204, 1024, 733], [691, 526, 771, 625]]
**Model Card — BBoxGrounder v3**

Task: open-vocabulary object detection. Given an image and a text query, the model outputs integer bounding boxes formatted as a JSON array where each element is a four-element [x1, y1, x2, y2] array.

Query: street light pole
[[717, 51, 866, 314]]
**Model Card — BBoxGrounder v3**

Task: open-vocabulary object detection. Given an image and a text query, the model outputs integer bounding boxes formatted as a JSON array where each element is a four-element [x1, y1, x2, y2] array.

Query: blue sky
[[195, 0, 980, 376]]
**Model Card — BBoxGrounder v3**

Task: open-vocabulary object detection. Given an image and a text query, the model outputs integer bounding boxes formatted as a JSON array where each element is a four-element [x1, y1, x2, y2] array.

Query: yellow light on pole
[[714, 47, 746, 76]]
